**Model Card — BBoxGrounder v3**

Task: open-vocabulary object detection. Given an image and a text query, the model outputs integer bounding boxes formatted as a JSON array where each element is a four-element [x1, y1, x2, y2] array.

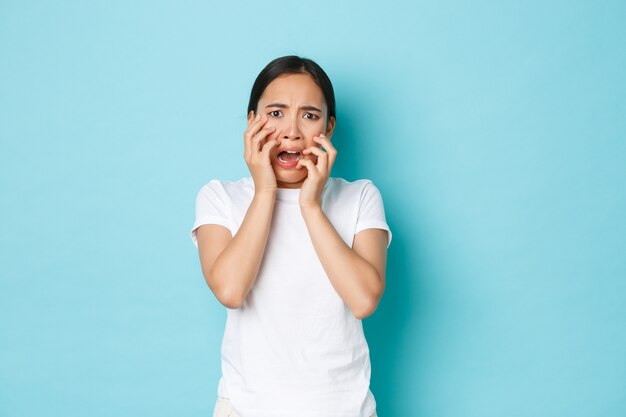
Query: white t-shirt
[[190, 176, 392, 417]]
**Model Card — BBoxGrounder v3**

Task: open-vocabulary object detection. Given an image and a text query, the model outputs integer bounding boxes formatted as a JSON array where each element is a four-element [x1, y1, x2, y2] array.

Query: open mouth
[[277, 150, 302, 163]]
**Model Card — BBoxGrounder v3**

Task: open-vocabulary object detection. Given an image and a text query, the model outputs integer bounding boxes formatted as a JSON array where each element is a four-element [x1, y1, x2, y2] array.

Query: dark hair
[[247, 55, 336, 122]]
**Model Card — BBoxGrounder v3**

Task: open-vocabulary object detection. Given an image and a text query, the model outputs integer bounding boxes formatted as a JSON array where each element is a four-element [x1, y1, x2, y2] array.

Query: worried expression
[[248, 73, 335, 189]]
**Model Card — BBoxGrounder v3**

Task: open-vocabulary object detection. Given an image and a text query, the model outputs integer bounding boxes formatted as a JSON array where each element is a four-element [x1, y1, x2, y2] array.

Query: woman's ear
[[325, 116, 336, 139], [247, 110, 255, 124]]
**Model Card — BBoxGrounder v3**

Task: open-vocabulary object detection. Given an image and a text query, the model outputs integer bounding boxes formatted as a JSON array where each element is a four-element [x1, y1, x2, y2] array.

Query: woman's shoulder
[[325, 177, 382, 201], [198, 176, 254, 196], [327, 177, 377, 191], [204, 176, 252, 187]]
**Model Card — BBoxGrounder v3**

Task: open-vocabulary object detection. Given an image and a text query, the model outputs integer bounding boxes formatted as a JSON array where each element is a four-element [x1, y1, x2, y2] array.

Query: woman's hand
[[244, 113, 279, 193], [297, 133, 337, 209]]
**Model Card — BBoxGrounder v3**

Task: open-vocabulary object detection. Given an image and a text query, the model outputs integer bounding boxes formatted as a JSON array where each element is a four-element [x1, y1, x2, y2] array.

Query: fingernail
[[255, 114, 260, 120]]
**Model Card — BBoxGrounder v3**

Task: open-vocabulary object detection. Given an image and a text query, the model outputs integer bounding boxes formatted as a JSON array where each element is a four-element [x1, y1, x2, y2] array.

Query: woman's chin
[[274, 169, 307, 188]]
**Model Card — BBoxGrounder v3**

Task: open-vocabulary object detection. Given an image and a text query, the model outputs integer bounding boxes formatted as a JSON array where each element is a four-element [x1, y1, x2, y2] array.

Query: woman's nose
[[281, 117, 302, 140]]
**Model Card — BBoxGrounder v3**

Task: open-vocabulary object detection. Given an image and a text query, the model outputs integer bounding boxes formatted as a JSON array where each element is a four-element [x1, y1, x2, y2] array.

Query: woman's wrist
[[300, 201, 323, 216], [253, 187, 277, 201]]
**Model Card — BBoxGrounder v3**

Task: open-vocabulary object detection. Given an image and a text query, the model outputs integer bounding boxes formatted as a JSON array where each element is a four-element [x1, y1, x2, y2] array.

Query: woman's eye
[[269, 110, 282, 117], [303, 113, 319, 120]]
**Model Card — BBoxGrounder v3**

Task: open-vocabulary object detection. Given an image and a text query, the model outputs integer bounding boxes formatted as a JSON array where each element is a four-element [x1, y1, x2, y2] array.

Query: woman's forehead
[[260, 73, 326, 107]]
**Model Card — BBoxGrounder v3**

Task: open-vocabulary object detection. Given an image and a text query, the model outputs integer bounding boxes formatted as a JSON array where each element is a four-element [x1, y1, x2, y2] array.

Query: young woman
[[191, 55, 392, 417]]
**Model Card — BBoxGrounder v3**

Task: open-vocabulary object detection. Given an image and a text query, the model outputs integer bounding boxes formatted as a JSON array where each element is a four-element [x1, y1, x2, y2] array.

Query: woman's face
[[249, 73, 335, 189]]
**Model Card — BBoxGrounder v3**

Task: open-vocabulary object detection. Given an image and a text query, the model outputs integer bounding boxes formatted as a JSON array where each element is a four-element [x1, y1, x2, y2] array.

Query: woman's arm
[[196, 112, 279, 308], [301, 206, 388, 319], [196, 190, 276, 308], [297, 133, 389, 319]]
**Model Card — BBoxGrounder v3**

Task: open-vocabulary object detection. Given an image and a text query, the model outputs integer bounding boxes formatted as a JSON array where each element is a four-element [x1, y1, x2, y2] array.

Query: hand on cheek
[[243, 113, 279, 192], [297, 133, 337, 209]]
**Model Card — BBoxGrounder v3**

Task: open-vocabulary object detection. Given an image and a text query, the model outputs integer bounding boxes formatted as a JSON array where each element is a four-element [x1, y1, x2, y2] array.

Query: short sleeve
[[190, 180, 233, 248], [354, 181, 392, 248]]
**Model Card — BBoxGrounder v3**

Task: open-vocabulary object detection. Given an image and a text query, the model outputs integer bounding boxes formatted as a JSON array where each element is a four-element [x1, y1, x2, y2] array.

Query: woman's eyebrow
[[265, 103, 322, 112], [265, 103, 288, 109]]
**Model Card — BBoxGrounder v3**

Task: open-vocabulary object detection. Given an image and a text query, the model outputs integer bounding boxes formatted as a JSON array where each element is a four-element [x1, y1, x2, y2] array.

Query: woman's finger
[[303, 145, 328, 173], [260, 138, 279, 159], [314, 134, 337, 170], [245, 113, 262, 134], [243, 113, 263, 159], [244, 113, 267, 142], [251, 125, 276, 153], [297, 158, 317, 175]]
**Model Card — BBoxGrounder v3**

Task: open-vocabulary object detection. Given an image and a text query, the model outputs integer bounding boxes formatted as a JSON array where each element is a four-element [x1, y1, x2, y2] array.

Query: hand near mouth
[[244, 113, 279, 193], [297, 133, 337, 209]]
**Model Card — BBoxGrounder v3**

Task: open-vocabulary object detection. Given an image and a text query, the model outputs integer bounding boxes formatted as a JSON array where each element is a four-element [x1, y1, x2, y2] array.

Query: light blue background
[[1, 1, 624, 416]]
